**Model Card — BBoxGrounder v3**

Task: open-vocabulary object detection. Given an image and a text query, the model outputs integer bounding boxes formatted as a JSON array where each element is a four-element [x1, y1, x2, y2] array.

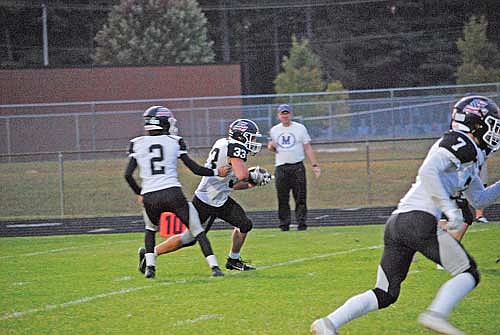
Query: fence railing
[[1, 82, 499, 161]]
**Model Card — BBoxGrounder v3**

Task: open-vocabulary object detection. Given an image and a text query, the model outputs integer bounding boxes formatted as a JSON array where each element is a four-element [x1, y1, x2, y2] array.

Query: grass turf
[[1, 224, 499, 334]]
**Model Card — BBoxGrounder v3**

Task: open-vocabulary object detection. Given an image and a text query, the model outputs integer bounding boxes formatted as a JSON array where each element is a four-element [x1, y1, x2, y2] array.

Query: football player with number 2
[[125, 106, 229, 279], [152, 119, 272, 272], [311, 95, 500, 335]]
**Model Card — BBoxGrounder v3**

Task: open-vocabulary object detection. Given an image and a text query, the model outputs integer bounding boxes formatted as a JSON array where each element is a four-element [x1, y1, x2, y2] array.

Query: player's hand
[[217, 165, 231, 177], [248, 166, 272, 186], [444, 208, 464, 231], [137, 195, 144, 205], [455, 197, 473, 225]]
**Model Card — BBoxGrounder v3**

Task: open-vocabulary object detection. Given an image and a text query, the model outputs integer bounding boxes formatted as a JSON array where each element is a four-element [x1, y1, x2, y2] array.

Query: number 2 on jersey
[[149, 144, 165, 175]]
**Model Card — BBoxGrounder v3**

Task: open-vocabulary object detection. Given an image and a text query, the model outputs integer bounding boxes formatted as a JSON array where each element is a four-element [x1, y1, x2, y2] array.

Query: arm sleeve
[[179, 153, 216, 176], [464, 176, 500, 209], [124, 157, 142, 195], [418, 147, 458, 213]]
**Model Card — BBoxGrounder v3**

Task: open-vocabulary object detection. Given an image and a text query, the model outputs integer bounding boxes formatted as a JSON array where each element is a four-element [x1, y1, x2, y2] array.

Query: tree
[[274, 36, 350, 133], [274, 36, 326, 94], [456, 15, 500, 84], [93, 0, 214, 65]]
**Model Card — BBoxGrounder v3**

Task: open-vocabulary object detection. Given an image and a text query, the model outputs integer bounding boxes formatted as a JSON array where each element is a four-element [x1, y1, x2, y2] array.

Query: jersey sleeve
[[128, 137, 142, 158], [227, 142, 249, 162], [438, 131, 477, 164]]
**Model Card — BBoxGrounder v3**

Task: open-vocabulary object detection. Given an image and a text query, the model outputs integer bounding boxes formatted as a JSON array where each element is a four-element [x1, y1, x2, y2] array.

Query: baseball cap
[[277, 104, 292, 114]]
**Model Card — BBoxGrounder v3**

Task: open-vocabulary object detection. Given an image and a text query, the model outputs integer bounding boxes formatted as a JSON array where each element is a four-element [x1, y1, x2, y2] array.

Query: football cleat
[[310, 318, 338, 335], [475, 216, 488, 223], [211, 266, 225, 277], [138, 247, 146, 274], [145, 265, 156, 279], [418, 311, 465, 335], [225, 257, 256, 271]]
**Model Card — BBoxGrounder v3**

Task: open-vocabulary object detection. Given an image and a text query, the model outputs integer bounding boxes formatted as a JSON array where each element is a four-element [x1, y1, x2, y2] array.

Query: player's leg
[[311, 213, 413, 334], [218, 197, 256, 271], [173, 194, 222, 276], [418, 225, 478, 335], [140, 195, 162, 279]]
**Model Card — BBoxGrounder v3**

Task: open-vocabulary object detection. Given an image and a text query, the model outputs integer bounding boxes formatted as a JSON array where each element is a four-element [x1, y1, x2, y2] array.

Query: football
[[248, 166, 273, 186]]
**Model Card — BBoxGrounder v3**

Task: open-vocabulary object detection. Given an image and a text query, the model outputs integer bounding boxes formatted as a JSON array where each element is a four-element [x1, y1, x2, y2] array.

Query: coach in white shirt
[[268, 104, 321, 231]]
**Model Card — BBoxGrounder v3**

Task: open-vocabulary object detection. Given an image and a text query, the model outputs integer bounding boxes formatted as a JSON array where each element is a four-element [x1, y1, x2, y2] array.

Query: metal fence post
[[58, 152, 65, 218], [75, 114, 81, 160], [366, 142, 372, 205], [6, 117, 11, 163], [91, 102, 96, 159]]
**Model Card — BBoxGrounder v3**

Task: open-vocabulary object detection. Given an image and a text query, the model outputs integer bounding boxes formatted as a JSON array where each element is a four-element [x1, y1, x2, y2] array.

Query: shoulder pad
[[227, 141, 249, 161], [128, 136, 143, 154], [439, 131, 477, 164]]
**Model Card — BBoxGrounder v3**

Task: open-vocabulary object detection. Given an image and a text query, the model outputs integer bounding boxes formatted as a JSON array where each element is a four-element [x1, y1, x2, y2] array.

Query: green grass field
[[1, 224, 499, 335]]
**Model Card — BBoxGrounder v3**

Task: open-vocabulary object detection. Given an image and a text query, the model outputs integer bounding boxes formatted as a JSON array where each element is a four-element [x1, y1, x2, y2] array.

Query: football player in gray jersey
[[148, 119, 271, 272], [125, 106, 229, 279], [311, 95, 500, 335]]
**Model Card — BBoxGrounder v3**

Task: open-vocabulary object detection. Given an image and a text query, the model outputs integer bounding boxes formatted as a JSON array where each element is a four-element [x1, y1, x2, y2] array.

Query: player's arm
[[178, 138, 228, 177], [124, 141, 142, 195], [180, 153, 228, 177], [419, 148, 463, 229], [464, 175, 500, 209], [229, 156, 249, 181]]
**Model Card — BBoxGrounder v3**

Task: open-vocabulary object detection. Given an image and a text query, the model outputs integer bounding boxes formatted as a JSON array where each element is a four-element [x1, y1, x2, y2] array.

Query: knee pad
[[180, 230, 196, 247], [372, 288, 398, 309], [466, 267, 480, 286], [239, 218, 253, 233]]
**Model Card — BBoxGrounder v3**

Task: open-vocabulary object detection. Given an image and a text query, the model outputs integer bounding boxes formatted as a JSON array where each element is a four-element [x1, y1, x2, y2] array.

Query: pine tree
[[93, 0, 214, 65], [456, 15, 500, 84], [274, 36, 325, 94]]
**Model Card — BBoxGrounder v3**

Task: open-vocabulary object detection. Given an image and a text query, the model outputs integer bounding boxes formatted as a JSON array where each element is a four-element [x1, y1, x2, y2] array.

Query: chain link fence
[[1, 83, 499, 220]]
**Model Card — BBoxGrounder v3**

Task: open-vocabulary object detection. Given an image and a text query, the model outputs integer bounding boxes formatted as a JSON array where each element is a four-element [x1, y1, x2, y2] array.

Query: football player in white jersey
[[311, 95, 500, 335], [149, 119, 271, 271], [125, 106, 229, 279]]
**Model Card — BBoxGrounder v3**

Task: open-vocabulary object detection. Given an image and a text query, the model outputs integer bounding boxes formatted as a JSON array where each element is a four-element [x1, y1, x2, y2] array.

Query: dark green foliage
[[456, 15, 500, 84], [93, 0, 214, 65]]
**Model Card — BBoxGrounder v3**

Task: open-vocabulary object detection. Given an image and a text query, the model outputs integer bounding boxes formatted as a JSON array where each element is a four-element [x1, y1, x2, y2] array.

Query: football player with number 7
[[125, 106, 230, 279], [151, 119, 272, 272], [311, 95, 500, 335]]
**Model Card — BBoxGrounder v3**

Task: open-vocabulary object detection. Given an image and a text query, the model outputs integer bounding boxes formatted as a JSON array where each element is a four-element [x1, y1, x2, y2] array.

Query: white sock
[[428, 272, 476, 317], [145, 253, 156, 267], [206, 255, 219, 268], [327, 290, 379, 329], [229, 251, 240, 259]]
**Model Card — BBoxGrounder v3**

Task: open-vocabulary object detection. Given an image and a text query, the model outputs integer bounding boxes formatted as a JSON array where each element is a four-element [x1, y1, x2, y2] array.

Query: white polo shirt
[[269, 121, 311, 166]]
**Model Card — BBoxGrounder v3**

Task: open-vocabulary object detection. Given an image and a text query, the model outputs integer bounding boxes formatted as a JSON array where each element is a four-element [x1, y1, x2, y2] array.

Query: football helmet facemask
[[143, 105, 178, 135], [228, 119, 262, 155], [451, 95, 500, 151]]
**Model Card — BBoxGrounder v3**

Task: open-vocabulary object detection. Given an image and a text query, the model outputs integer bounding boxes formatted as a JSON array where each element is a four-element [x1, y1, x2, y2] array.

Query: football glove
[[248, 166, 272, 186], [453, 196, 474, 226]]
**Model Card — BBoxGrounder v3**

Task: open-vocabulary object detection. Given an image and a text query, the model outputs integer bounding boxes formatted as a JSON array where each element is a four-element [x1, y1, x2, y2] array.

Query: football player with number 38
[[153, 119, 272, 272], [311, 96, 500, 335]]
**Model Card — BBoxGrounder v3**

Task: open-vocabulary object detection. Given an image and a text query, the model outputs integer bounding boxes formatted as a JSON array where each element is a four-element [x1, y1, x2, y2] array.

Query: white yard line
[[173, 314, 223, 326], [1, 245, 382, 320], [0, 239, 136, 260]]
